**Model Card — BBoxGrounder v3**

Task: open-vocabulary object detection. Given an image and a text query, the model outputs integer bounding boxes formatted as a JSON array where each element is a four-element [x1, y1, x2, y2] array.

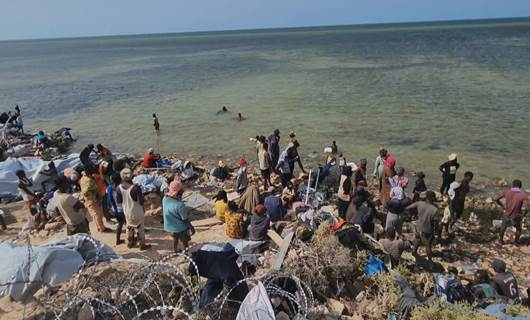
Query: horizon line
[[1, 15, 529, 43]]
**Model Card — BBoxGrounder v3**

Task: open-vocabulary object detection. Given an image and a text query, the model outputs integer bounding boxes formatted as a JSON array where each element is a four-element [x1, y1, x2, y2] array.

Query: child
[[152, 113, 160, 132]]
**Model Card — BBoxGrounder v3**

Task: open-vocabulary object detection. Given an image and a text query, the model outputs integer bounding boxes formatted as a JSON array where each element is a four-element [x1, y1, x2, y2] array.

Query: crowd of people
[[7, 121, 529, 305]]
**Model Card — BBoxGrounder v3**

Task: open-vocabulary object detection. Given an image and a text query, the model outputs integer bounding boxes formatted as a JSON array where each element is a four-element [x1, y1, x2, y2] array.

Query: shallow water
[[1, 19, 530, 188]]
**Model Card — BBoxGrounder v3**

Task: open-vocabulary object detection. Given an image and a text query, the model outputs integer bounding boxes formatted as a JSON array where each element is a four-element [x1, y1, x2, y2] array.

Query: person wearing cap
[[337, 165, 353, 219], [211, 160, 230, 181], [491, 259, 520, 301], [143, 148, 161, 168], [248, 204, 270, 241], [236, 158, 248, 195], [373, 148, 388, 190], [163, 179, 194, 252], [268, 129, 281, 170], [353, 159, 368, 187], [214, 190, 229, 222], [444, 171, 474, 235], [494, 179, 529, 245], [439, 153, 460, 195], [116, 168, 151, 250], [79, 167, 111, 233], [412, 172, 427, 202], [380, 155, 397, 211], [406, 190, 439, 260]]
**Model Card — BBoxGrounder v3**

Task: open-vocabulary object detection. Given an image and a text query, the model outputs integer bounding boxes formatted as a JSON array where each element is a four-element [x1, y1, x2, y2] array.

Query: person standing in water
[[439, 153, 459, 195], [152, 113, 160, 132]]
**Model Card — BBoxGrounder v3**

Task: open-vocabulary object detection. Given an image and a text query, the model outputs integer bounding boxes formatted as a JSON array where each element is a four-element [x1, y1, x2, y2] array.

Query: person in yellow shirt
[[224, 201, 246, 239], [214, 190, 229, 222]]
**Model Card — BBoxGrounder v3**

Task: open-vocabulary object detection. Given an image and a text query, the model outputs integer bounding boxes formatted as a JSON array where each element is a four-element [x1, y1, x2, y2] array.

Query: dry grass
[[411, 302, 497, 320], [355, 273, 400, 320], [395, 264, 435, 298], [506, 304, 530, 317]]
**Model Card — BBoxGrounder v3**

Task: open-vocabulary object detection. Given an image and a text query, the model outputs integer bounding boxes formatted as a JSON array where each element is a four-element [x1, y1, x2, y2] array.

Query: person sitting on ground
[[79, 144, 97, 173], [258, 142, 273, 190], [16, 170, 37, 217], [439, 153, 460, 195], [412, 172, 427, 202], [163, 179, 195, 253], [248, 204, 270, 241], [53, 176, 90, 235], [373, 148, 388, 189], [386, 186, 412, 240], [62, 128, 73, 141], [236, 158, 248, 195], [381, 155, 397, 211], [225, 201, 246, 239], [407, 190, 439, 260], [211, 161, 231, 181], [107, 173, 126, 245], [143, 148, 161, 169], [214, 190, 229, 222], [116, 168, 151, 250], [379, 236, 412, 267], [40, 161, 59, 192], [393, 167, 409, 190], [80, 168, 111, 233], [337, 165, 353, 220], [461, 269, 499, 300], [152, 113, 160, 132], [281, 179, 298, 208], [96, 144, 113, 161], [495, 179, 528, 245], [34, 131, 49, 154], [265, 194, 285, 222], [491, 259, 520, 302], [444, 171, 474, 236], [353, 159, 368, 187]]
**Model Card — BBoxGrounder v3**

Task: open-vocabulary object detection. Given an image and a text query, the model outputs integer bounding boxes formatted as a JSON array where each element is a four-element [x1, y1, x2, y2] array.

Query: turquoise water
[[1, 18, 530, 187]]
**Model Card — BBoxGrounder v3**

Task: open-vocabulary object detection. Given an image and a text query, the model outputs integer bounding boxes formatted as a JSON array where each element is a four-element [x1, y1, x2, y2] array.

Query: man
[[163, 179, 195, 252], [495, 179, 528, 245], [79, 168, 110, 233], [211, 161, 230, 181], [439, 153, 460, 195], [287, 133, 306, 175], [96, 144, 113, 161], [379, 237, 412, 266], [406, 190, 439, 260], [248, 204, 270, 241], [40, 161, 59, 192], [235, 159, 248, 195], [79, 144, 96, 172], [381, 155, 396, 211], [445, 171, 474, 234], [258, 142, 272, 190], [116, 168, 151, 250], [53, 176, 90, 235], [353, 159, 368, 187], [268, 129, 281, 170], [491, 259, 520, 302], [143, 148, 161, 168], [276, 144, 294, 188], [16, 170, 36, 217]]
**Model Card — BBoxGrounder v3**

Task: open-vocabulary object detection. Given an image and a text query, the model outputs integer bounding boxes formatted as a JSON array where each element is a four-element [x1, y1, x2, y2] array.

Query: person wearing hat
[[116, 168, 151, 250], [337, 166, 354, 219], [412, 172, 427, 202], [211, 160, 230, 181], [248, 204, 270, 241], [267, 129, 281, 170], [439, 153, 460, 195], [444, 171, 474, 235], [491, 259, 520, 302], [236, 158, 248, 195], [406, 190, 439, 260], [380, 155, 397, 211], [494, 179, 529, 245], [143, 148, 161, 169], [163, 178, 194, 252]]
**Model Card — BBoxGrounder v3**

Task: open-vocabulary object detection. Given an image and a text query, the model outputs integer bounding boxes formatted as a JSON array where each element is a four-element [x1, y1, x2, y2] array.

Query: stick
[[305, 169, 312, 205]]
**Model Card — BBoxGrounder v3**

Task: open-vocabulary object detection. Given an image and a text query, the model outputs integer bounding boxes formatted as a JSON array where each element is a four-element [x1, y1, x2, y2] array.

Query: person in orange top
[[95, 172, 113, 223], [143, 148, 161, 168]]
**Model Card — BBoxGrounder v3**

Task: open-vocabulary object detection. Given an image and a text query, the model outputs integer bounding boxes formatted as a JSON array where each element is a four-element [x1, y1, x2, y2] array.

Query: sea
[[1, 18, 530, 188]]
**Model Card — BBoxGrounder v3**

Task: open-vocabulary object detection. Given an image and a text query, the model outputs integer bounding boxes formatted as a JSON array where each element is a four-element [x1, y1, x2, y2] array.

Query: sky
[[0, 0, 529, 41]]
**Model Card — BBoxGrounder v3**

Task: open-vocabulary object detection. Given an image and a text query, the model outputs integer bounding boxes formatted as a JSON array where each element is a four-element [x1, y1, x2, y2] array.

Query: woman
[[248, 204, 270, 241], [337, 166, 353, 219], [224, 201, 246, 239], [163, 179, 195, 252], [373, 148, 388, 189], [214, 190, 229, 222], [385, 186, 411, 239], [380, 155, 396, 211], [393, 167, 409, 190]]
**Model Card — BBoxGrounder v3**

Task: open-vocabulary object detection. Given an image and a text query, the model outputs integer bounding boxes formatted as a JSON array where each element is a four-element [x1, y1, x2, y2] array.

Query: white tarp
[[0, 234, 118, 302], [0, 153, 81, 197], [236, 281, 275, 320]]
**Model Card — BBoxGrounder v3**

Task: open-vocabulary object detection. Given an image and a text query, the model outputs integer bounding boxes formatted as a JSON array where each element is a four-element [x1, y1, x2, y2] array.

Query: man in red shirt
[[143, 148, 160, 168], [495, 180, 529, 245]]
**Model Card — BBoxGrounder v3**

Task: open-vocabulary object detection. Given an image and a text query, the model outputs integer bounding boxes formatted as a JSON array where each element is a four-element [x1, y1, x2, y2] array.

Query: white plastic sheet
[[236, 281, 275, 320]]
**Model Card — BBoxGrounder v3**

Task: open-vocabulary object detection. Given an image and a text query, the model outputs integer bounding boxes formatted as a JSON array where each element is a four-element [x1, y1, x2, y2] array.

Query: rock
[[44, 221, 64, 231], [327, 298, 345, 316], [78, 303, 94, 320], [485, 197, 494, 204]]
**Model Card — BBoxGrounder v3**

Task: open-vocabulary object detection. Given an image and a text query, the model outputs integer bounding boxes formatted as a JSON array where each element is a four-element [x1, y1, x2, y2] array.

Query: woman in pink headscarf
[[380, 155, 397, 211], [163, 178, 195, 253]]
